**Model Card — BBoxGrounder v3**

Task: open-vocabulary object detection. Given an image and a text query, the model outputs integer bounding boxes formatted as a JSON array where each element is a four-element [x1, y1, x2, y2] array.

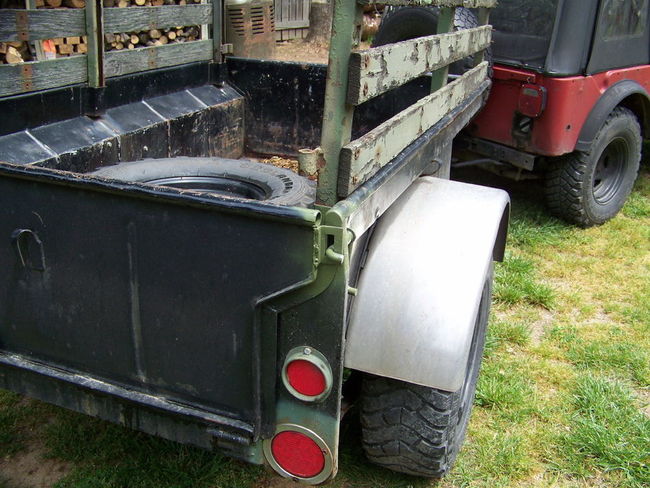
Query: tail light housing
[[282, 346, 332, 402], [518, 84, 547, 118]]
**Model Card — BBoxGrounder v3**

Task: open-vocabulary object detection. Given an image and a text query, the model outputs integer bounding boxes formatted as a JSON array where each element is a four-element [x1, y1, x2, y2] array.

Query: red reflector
[[286, 359, 326, 397], [271, 430, 325, 478], [518, 83, 547, 118]]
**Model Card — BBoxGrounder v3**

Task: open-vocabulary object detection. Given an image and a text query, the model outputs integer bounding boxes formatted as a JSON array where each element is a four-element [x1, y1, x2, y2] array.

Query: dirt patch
[[260, 156, 300, 174], [637, 388, 650, 419], [0, 440, 72, 488], [532, 310, 555, 345], [270, 40, 329, 64]]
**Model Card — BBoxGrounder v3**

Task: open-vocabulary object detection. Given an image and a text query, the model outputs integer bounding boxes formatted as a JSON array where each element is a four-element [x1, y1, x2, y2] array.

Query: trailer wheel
[[545, 107, 641, 227], [359, 268, 492, 477], [90, 157, 316, 207], [372, 6, 486, 75]]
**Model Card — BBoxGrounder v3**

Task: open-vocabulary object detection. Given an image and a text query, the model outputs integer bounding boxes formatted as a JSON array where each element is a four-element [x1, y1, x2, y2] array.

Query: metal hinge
[[220, 43, 234, 55]]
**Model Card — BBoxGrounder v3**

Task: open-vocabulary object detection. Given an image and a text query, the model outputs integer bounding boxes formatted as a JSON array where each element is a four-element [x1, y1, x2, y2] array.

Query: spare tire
[[372, 7, 486, 75], [90, 157, 316, 207]]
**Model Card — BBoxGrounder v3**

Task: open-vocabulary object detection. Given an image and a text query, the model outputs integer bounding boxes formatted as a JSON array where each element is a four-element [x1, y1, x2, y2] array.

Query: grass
[[558, 375, 650, 487], [0, 166, 648, 488]]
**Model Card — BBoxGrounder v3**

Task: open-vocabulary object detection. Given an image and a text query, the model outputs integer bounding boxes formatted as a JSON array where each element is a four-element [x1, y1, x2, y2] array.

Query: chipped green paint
[[347, 25, 492, 105], [339, 62, 489, 196], [316, 0, 363, 206], [473, 7, 492, 65], [430, 6, 455, 92]]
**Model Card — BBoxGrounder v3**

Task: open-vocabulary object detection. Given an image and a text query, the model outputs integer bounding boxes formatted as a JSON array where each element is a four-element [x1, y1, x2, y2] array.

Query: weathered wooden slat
[[0, 9, 85, 42], [348, 25, 491, 105], [276, 19, 310, 29], [104, 40, 212, 78], [103, 5, 212, 34], [338, 62, 488, 196], [358, 1, 497, 7], [0, 56, 87, 97]]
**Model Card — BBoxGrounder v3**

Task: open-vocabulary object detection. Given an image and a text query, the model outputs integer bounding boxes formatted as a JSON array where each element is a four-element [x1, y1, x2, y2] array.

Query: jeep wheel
[[545, 107, 641, 227], [90, 157, 316, 207], [359, 268, 492, 477]]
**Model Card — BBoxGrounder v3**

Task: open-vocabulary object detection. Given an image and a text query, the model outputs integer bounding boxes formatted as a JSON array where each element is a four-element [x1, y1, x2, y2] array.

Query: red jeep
[[376, 0, 649, 226]]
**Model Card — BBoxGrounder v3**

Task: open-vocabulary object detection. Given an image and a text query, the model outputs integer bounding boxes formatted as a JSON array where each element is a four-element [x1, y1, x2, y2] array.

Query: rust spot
[[16, 11, 29, 41], [21, 64, 33, 92], [362, 83, 369, 97], [147, 48, 157, 69], [363, 54, 371, 69]]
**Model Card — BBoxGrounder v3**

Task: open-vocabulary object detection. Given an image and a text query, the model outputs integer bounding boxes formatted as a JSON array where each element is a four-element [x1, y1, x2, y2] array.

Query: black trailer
[[0, 0, 508, 483]]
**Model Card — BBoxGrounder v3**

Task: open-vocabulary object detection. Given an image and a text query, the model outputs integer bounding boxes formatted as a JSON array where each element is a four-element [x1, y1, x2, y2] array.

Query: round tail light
[[264, 424, 333, 484], [271, 431, 325, 478], [282, 347, 332, 402]]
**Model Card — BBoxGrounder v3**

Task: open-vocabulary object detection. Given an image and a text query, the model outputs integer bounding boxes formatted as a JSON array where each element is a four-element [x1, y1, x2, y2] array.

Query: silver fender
[[344, 176, 509, 392]]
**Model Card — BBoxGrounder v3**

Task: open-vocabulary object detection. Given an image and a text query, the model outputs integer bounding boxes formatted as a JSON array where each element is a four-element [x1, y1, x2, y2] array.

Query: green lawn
[[1, 166, 648, 488]]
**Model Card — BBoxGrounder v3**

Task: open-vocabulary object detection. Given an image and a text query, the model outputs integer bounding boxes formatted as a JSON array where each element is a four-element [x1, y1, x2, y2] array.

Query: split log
[[57, 43, 73, 55], [64, 0, 86, 7], [6, 46, 23, 64]]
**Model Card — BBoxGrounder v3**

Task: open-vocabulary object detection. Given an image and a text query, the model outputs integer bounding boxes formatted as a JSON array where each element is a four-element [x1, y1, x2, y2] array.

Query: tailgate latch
[[11, 229, 46, 272]]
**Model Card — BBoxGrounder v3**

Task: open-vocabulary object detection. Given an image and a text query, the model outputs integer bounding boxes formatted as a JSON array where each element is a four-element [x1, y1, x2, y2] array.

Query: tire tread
[[545, 106, 641, 227]]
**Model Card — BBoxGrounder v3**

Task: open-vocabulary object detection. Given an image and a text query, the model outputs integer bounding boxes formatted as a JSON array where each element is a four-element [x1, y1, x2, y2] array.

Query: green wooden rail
[[313, 0, 495, 205]]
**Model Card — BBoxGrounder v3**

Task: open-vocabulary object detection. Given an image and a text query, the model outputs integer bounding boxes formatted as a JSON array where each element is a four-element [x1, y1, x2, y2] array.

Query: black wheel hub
[[145, 176, 268, 200], [592, 138, 628, 205]]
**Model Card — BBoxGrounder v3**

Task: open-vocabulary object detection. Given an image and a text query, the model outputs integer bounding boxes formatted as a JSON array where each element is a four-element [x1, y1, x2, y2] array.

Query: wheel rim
[[592, 138, 628, 205], [145, 176, 268, 200]]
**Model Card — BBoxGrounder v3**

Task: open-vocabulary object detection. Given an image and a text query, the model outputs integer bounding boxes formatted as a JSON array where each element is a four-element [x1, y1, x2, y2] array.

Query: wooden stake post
[[316, 0, 497, 204]]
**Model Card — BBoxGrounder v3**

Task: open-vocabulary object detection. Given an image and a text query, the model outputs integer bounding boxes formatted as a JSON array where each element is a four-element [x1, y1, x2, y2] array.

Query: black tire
[[359, 268, 492, 477], [545, 107, 641, 227], [372, 7, 487, 75], [90, 157, 316, 207]]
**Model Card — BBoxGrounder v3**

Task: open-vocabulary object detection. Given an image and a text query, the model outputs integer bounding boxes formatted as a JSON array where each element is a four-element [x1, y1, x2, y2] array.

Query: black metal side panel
[[226, 57, 430, 156], [0, 84, 244, 172], [227, 58, 328, 155], [0, 167, 315, 430]]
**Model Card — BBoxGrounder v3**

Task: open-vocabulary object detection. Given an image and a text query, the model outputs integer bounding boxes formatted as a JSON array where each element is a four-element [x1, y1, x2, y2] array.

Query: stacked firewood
[[105, 25, 200, 50], [103, 0, 202, 7], [0, 42, 32, 64], [53, 36, 88, 55], [0, 0, 205, 63], [0, 36, 88, 63], [13, 0, 204, 7]]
